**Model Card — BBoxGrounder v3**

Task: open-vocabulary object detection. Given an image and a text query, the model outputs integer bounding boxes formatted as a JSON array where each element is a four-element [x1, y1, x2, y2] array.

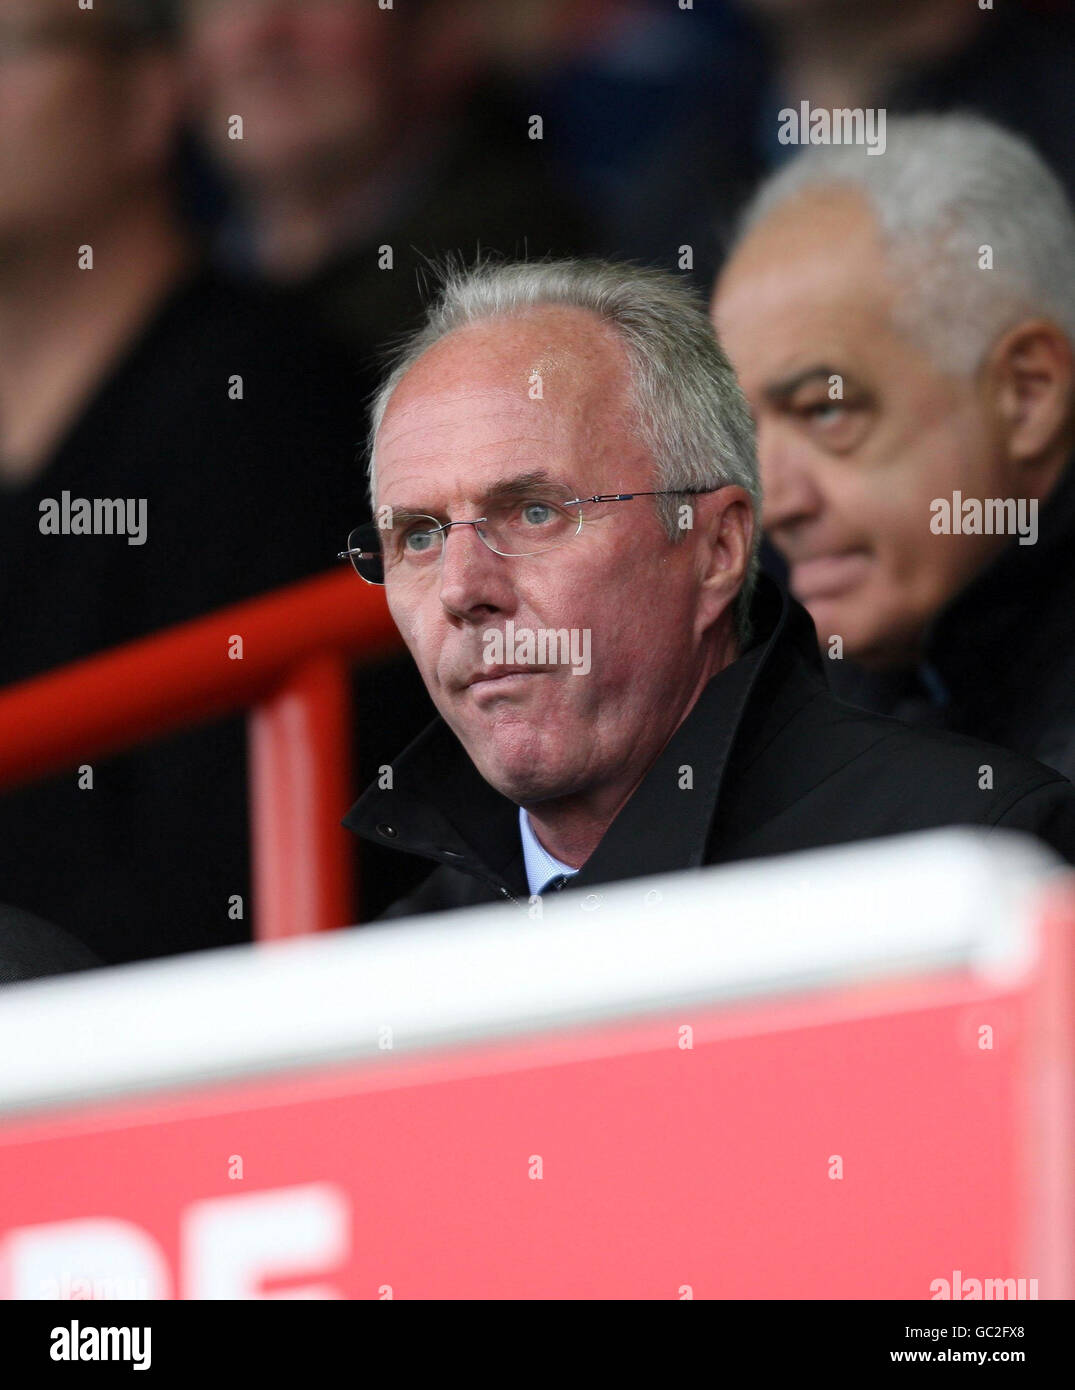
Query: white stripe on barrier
[[0, 828, 1059, 1117]]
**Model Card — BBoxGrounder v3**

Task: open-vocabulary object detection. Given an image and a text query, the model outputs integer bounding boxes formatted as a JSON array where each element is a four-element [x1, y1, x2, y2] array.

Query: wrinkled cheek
[[387, 598, 430, 678], [385, 584, 412, 638]]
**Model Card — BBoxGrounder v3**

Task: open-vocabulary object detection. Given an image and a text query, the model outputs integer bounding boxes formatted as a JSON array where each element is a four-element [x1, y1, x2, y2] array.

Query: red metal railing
[[0, 571, 404, 941]]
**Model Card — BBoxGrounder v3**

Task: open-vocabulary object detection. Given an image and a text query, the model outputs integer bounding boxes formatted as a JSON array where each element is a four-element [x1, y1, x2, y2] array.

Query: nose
[[758, 423, 825, 537], [437, 522, 517, 623]]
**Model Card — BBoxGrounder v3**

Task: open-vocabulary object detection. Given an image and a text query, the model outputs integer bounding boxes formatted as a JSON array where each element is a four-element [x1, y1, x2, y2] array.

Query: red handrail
[[0, 570, 405, 940]]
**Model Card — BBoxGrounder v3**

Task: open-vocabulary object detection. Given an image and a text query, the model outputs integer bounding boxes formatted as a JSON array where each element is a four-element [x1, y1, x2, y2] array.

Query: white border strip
[[0, 828, 1057, 1117]]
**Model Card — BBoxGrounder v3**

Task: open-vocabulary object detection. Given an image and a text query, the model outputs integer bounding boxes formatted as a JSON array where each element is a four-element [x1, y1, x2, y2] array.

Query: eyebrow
[[763, 365, 858, 404], [386, 470, 565, 522]]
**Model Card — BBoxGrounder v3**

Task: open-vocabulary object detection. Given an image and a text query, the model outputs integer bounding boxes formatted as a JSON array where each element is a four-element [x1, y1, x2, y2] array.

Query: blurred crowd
[[2, 0, 1075, 970]]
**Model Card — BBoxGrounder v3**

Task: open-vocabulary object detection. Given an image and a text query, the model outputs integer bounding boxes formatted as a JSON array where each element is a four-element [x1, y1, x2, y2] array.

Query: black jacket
[[0, 269, 372, 965], [345, 577, 1075, 920], [828, 459, 1075, 780], [0, 904, 102, 985]]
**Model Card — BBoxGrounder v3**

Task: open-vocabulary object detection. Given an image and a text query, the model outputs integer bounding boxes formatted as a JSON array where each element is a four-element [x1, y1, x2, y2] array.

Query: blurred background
[[2, 0, 1074, 969]]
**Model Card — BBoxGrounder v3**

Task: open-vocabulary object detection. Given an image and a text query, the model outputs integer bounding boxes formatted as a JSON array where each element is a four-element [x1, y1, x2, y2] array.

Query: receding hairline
[[371, 302, 645, 473], [728, 114, 1075, 377], [719, 177, 1004, 377], [719, 181, 898, 300], [380, 303, 636, 400]]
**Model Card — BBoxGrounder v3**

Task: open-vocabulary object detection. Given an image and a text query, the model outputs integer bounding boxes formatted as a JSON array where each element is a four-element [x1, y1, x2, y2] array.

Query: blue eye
[[521, 502, 555, 526], [403, 527, 438, 555]]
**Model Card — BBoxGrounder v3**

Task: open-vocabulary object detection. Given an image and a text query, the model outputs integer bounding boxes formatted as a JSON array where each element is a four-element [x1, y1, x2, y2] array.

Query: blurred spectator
[[514, 0, 755, 254], [0, 0, 426, 964], [181, 0, 596, 363], [588, 0, 1075, 287], [712, 114, 1075, 778]]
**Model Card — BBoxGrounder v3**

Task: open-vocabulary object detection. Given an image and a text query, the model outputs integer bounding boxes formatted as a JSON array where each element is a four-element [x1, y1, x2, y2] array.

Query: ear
[[692, 486, 755, 641], [981, 319, 1075, 468]]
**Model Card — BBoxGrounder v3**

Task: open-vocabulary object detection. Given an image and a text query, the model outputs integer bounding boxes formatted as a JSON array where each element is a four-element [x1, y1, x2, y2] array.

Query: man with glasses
[[342, 259, 1075, 919]]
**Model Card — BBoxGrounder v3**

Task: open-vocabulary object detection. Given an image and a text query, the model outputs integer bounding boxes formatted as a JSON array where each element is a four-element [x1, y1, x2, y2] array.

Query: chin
[[835, 612, 922, 670], [805, 592, 886, 662], [802, 596, 841, 640], [471, 749, 575, 805], [482, 766, 565, 804]]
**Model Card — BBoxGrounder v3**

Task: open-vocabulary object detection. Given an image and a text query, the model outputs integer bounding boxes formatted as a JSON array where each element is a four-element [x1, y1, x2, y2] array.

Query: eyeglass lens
[[345, 484, 585, 583]]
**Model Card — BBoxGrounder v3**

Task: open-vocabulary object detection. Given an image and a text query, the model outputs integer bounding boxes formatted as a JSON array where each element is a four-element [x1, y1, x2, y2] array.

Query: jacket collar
[[343, 575, 822, 898], [921, 458, 1075, 693]]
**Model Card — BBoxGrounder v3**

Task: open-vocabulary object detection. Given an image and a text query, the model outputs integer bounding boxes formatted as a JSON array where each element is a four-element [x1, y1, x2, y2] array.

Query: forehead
[[714, 188, 906, 387], [374, 309, 638, 503]]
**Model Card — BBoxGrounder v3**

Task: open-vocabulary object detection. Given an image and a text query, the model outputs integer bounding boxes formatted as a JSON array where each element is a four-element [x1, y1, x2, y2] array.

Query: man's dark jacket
[[828, 458, 1075, 781], [0, 904, 101, 985], [345, 577, 1075, 920]]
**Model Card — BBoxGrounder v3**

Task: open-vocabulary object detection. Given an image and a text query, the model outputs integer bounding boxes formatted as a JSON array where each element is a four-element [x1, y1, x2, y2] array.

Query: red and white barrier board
[[0, 830, 1072, 1299]]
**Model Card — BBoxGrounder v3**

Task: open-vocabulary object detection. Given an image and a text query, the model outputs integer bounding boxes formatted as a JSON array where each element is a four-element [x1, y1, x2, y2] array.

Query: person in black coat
[[184, 0, 596, 364], [0, 0, 430, 959], [712, 113, 1075, 781], [349, 572, 1075, 918], [339, 257, 1075, 920]]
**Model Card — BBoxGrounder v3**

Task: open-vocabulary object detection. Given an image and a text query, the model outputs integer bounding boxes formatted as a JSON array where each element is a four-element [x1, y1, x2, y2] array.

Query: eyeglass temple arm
[[569, 488, 721, 504], [338, 487, 725, 555]]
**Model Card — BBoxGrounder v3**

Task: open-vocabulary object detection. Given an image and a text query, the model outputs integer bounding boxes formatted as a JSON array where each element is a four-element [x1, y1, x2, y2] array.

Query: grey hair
[[368, 258, 761, 641], [735, 112, 1075, 377]]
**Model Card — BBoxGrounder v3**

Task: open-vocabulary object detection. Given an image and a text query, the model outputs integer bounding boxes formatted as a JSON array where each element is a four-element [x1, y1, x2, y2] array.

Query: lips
[[467, 667, 539, 687], [789, 551, 871, 601], [447, 666, 551, 697]]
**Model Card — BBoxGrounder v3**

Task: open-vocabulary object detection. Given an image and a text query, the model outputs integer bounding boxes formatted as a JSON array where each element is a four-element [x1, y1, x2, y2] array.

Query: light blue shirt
[[518, 807, 579, 897]]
